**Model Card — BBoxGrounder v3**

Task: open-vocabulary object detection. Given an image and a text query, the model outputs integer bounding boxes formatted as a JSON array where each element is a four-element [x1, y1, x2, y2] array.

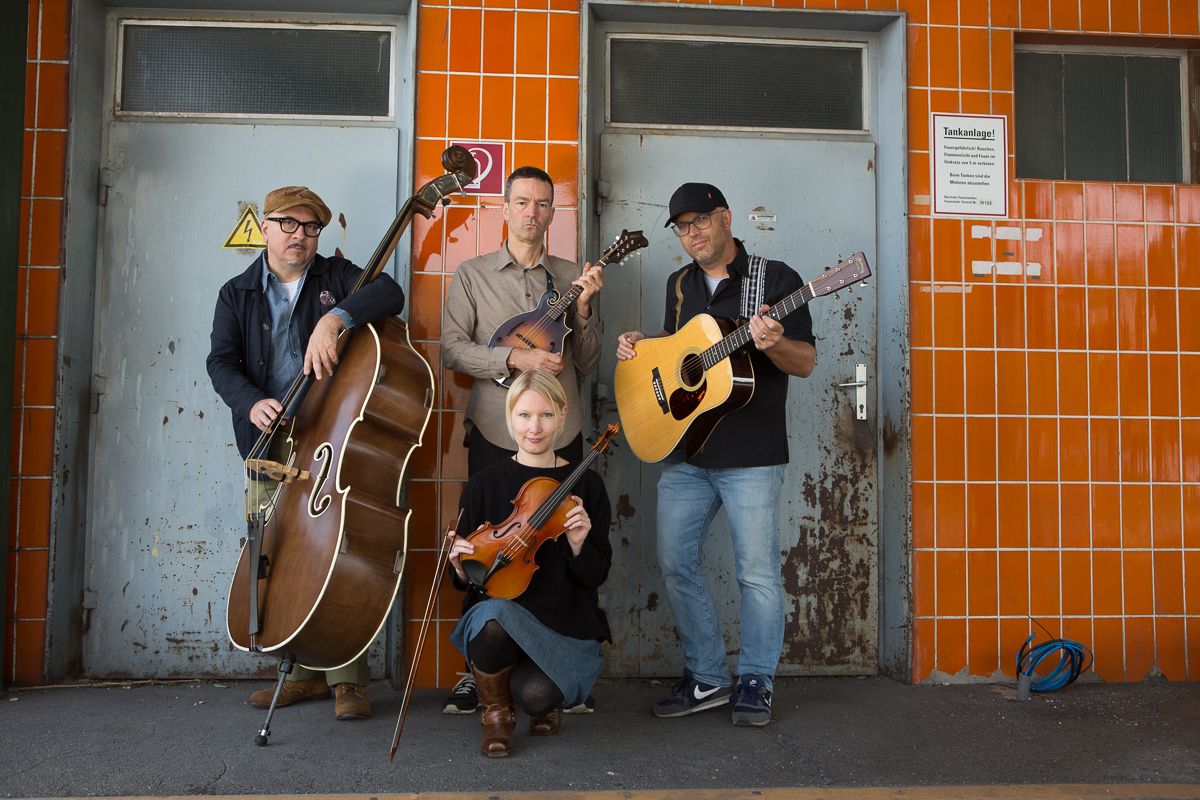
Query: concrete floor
[[0, 677, 1197, 798]]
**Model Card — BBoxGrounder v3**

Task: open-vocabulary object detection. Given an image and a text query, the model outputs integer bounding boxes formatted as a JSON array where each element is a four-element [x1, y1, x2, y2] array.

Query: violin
[[460, 424, 619, 599]]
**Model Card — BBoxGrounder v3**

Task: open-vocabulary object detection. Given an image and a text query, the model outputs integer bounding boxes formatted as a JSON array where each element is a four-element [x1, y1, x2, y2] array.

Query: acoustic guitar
[[491, 229, 649, 387], [614, 252, 871, 463]]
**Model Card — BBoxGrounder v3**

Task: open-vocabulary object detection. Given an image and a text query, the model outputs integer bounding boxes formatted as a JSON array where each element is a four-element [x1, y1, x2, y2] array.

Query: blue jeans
[[656, 461, 786, 691]]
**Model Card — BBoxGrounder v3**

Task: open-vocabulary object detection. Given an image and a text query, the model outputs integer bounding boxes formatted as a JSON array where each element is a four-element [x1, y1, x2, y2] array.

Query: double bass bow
[[226, 146, 477, 747]]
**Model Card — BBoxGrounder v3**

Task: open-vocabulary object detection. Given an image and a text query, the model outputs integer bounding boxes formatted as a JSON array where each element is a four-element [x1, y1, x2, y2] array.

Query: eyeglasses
[[267, 216, 324, 237], [670, 211, 721, 237]]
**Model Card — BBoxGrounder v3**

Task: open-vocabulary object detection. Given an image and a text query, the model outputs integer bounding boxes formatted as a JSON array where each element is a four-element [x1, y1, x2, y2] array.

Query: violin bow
[[388, 509, 463, 760]]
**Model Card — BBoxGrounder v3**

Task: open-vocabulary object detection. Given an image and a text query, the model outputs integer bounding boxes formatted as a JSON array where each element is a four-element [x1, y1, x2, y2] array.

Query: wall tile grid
[[8, 0, 69, 685], [405, 0, 935, 690], [406, 0, 584, 688], [9, 0, 1198, 687], [909, 0, 1200, 684]]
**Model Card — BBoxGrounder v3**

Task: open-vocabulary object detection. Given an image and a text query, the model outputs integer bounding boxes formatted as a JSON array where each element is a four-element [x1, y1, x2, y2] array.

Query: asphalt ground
[[0, 677, 1197, 798]]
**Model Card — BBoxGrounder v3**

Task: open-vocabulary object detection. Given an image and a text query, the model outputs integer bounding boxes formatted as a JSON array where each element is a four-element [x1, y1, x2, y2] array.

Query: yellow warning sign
[[223, 204, 266, 249]]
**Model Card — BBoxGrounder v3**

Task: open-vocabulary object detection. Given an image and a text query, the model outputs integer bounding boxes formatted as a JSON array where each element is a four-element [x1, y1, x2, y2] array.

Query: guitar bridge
[[650, 367, 668, 414]]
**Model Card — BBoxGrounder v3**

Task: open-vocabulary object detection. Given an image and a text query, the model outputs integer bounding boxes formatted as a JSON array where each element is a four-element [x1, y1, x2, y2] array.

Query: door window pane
[[609, 36, 865, 132], [119, 22, 393, 119]]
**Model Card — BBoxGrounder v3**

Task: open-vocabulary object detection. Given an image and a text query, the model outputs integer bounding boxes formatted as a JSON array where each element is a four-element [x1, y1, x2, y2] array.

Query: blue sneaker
[[652, 670, 732, 718], [731, 674, 772, 726]]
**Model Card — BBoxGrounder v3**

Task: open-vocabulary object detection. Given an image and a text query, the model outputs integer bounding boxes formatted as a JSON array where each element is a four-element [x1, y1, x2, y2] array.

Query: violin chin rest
[[461, 558, 488, 589]]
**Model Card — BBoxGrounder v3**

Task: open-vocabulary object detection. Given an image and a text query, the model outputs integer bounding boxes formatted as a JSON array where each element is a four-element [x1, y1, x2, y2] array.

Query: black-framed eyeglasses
[[670, 211, 720, 237], [267, 216, 324, 237]]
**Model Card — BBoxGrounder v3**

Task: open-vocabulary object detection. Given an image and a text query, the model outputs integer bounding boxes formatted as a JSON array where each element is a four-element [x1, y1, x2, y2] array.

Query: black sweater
[[451, 458, 613, 642]]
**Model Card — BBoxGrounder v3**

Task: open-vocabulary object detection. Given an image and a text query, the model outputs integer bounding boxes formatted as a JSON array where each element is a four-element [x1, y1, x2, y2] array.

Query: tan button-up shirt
[[441, 244, 601, 449]]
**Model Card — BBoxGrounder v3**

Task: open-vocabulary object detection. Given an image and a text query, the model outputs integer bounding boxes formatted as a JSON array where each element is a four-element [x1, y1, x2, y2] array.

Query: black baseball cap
[[665, 182, 729, 228]]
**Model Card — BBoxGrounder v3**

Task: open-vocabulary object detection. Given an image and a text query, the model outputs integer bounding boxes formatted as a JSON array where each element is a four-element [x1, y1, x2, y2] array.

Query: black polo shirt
[[660, 240, 816, 468]]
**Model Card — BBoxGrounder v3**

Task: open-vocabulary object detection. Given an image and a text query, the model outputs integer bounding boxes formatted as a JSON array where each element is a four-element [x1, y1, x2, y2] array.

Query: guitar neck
[[700, 283, 815, 369]]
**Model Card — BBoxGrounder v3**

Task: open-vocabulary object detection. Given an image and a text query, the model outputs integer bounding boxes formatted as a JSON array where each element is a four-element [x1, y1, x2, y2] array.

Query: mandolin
[[490, 229, 648, 387]]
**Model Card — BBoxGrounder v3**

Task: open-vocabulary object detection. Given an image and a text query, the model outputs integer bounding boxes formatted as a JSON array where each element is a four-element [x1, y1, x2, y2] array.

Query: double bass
[[225, 146, 477, 745]]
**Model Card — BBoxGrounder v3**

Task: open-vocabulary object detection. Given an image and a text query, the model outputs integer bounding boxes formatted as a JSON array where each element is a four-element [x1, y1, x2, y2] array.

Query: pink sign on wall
[[451, 141, 506, 196]]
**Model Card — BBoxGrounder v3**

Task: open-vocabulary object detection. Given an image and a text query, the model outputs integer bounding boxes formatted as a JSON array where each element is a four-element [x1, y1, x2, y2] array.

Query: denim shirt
[[260, 260, 353, 401]]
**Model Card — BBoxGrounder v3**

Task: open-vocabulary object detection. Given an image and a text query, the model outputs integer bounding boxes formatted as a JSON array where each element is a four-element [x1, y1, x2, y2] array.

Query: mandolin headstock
[[597, 230, 649, 267]]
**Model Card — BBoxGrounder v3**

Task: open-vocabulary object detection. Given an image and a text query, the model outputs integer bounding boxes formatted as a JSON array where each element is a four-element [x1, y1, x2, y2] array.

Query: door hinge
[[81, 588, 99, 633], [91, 374, 106, 415], [98, 167, 114, 207]]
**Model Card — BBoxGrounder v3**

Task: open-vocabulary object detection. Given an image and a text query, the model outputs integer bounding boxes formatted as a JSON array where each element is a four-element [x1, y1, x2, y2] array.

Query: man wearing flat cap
[[616, 182, 816, 728], [207, 185, 406, 721]]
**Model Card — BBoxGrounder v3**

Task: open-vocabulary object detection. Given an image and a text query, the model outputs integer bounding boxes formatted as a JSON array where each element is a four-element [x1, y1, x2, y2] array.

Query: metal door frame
[[580, 1, 912, 678], [48, 0, 419, 681]]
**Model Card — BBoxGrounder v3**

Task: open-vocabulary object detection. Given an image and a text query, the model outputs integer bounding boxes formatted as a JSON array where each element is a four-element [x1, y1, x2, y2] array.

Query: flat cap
[[262, 186, 332, 227]]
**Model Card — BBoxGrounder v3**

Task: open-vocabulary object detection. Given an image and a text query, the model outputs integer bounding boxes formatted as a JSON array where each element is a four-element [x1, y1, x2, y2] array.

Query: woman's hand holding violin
[[564, 496, 591, 554]]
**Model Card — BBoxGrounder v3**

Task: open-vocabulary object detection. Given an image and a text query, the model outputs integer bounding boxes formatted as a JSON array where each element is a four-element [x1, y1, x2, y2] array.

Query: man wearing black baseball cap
[[207, 185, 406, 721], [616, 181, 817, 727]]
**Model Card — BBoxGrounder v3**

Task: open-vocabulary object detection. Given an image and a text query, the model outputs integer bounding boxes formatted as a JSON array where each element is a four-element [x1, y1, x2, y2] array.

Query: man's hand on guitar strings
[[748, 306, 783, 351]]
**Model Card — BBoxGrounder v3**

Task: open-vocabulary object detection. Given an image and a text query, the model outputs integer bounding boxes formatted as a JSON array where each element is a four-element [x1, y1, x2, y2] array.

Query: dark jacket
[[206, 253, 406, 459]]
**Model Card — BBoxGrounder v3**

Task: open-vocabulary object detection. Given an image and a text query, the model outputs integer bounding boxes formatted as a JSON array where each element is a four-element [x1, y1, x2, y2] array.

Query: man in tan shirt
[[439, 165, 604, 714], [441, 165, 603, 475]]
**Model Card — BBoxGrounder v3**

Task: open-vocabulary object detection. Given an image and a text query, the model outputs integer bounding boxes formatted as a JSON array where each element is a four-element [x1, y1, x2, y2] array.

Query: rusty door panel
[[83, 116, 400, 677], [595, 131, 878, 676]]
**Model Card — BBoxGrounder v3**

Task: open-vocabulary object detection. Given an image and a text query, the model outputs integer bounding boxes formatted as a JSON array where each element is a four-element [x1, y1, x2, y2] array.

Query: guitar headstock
[[598, 229, 649, 267], [810, 252, 871, 297]]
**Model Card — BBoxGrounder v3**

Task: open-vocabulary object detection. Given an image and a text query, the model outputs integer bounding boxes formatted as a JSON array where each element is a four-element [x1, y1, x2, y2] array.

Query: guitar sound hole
[[680, 353, 704, 388]]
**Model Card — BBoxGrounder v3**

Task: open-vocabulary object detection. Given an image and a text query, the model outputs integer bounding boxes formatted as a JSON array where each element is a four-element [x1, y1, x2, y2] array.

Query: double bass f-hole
[[308, 442, 333, 517]]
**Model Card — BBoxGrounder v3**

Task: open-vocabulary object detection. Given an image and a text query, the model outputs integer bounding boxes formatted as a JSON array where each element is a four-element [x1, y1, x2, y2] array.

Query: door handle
[[836, 363, 868, 420]]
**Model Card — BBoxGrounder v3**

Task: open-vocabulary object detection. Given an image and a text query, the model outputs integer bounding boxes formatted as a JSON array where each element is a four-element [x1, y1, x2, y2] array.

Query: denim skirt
[[451, 598, 603, 707]]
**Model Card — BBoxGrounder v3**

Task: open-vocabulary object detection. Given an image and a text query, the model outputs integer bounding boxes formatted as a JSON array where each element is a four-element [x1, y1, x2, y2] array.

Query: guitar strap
[[739, 254, 768, 321], [672, 270, 686, 331], [542, 269, 557, 304]]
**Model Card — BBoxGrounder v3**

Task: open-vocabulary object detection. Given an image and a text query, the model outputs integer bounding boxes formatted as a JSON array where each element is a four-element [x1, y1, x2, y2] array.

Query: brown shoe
[[247, 677, 330, 709], [529, 707, 561, 736], [333, 683, 372, 720], [474, 665, 516, 758]]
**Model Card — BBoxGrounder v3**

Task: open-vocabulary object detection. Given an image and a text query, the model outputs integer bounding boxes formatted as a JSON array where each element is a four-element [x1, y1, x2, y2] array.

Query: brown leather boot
[[246, 677, 330, 709], [529, 707, 561, 736], [333, 683, 372, 720], [473, 665, 516, 758]]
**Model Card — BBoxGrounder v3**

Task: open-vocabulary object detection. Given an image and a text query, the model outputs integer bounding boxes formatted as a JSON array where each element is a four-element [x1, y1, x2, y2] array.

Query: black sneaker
[[563, 694, 595, 714], [731, 673, 772, 726], [442, 672, 479, 714], [652, 671, 732, 718]]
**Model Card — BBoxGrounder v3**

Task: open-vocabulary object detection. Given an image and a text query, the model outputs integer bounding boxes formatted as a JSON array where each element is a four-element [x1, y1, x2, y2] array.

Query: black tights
[[468, 620, 563, 716]]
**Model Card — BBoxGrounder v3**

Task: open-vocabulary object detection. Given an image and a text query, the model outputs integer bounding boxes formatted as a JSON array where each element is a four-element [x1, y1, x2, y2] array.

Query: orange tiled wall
[[907, 0, 1200, 683], [9, 0, 1199, 687], [406, 0, 1200, 688], [7, 0, 68, 685], [403, 0, 583, 687]]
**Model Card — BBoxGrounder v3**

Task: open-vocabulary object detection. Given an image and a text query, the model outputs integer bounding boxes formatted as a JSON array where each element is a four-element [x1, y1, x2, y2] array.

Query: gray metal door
[[596, 132, 879, 676], [83, 118, 401, 677]]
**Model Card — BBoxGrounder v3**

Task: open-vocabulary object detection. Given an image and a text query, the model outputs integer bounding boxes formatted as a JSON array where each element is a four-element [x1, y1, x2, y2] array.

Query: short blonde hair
[[504, 369, 568, 445]]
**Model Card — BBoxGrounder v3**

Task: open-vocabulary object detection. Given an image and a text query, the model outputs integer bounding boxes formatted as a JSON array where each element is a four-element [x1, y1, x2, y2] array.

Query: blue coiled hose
[[1016, 632, 1094, 697]]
